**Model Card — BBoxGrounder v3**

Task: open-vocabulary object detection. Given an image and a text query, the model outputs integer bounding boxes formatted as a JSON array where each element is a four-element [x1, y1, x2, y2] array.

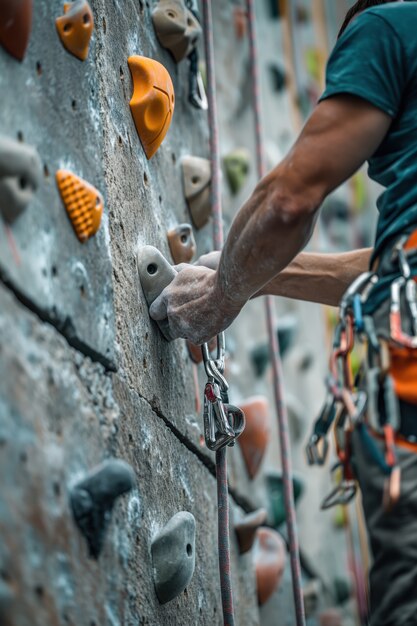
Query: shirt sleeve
[[319, 11, 406, 118]]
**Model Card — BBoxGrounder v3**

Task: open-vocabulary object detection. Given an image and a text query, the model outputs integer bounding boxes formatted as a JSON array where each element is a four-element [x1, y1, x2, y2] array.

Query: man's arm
[[196, 248, 372, 307], [150, 95, 391, 344], [215, 95, 391, 309], [253, 248, 372, 306]]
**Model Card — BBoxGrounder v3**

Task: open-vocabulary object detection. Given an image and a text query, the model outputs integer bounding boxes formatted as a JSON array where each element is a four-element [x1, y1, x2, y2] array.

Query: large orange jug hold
[[128, 56, 175, 160]]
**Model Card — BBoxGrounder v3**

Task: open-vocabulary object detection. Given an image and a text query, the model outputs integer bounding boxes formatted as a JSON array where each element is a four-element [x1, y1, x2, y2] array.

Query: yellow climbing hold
[[56, 169, 103, 243]]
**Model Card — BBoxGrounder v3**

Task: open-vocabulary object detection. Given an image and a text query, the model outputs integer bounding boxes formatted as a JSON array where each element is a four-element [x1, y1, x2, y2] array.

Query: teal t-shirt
[[320, 2, 417, 273]]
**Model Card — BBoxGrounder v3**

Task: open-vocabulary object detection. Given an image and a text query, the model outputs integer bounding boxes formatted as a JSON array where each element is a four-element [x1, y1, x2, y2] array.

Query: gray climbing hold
[[0, 579, 14, 620], [70, 459, 136, 559], [137, 245, 177, 341], [0, 135, 42, 223], [151, 511, 196, 604], [182, 155, 211, 229]]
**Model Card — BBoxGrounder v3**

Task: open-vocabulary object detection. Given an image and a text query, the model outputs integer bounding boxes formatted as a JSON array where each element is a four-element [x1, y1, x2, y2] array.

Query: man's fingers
[[149, 290, 168, 321], [173, 263, 189, 273]]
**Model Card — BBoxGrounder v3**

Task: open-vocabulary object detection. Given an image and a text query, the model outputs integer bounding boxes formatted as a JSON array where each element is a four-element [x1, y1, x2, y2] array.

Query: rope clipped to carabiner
[[202, 334, 245, 451], [201, 1, 239, 623]]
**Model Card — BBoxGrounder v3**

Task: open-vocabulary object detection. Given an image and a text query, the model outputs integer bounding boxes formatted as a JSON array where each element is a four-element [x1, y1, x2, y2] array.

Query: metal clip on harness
[[202, 333, 245, 451]]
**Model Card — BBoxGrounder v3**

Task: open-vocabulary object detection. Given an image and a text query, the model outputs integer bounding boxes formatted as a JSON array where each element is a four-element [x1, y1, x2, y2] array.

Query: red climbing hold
[[0, 0, 32, 61]]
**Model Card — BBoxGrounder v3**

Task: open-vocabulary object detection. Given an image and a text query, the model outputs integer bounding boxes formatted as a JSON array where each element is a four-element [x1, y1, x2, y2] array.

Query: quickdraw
[[202, 333, 245, 451], [306, 264, 405, 512]]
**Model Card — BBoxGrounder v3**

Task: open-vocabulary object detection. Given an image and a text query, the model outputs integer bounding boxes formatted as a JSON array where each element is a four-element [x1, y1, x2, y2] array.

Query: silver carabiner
[[201, 333, 245, 450]]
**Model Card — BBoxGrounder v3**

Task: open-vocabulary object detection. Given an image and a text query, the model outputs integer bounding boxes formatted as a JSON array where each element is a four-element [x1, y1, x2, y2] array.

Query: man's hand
[[149, 265, 244, 345]]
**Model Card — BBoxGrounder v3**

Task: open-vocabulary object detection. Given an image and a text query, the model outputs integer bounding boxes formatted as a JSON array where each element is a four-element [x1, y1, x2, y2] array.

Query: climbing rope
[[245, 1, 306, 624], [201, 1, 235, 624]]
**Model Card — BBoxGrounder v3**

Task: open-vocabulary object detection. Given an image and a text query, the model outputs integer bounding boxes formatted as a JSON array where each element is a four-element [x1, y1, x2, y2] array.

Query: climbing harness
[[307, 233, 417, 516], [246, 0, 306, 624], [201, 1, 237, 623], [202, 333, 245, 451]]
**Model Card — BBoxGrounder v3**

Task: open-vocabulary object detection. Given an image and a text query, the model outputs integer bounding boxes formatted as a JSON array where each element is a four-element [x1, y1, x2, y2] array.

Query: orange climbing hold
[[128, 56, 175, 160], [56, 169, 103, 243], [0, 0, 32, 61], [55, 0, 94, 61], [254, 528, 286, 606], [238, 396, 271, 479]]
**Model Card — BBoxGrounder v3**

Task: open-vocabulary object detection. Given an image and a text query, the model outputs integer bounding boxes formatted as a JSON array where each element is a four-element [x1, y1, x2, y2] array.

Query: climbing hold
[[152, 0, 201, 63], [187, 336, 217, 364], [167, 223, 196, 265], [223, 148, 250, 196], [250, 316, 298, 376], [265, 470, 304, 528], [334, 577, 351, 605], [253, 527, 286, 606], [137, 245, 177, 341], [128, 56, 175, 160], [0, 135, 42, 224], [235, 508, 267, 554], [0, 0, 32, 61], [55, 0, 94, 61], [277, 315, 298, 356], [151, 511, 196, 604], [303, 579, 321, 618], [182, 155, 211, 229], [233, 6, 247, 40], [0, 579, 14, 620], [319, 608, 343, 626], [56, 169, 103, 243], [250, 344, 270, 378], [70, 459, 135, 559], [237, 396, 271, 479], [286, 394, 305, 442], [268, 64, 287, 93]]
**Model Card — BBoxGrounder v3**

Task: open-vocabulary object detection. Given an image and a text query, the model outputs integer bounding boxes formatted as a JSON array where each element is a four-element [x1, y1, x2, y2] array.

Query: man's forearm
[[215, 166, 321, 309], [254, 248, 372, 307]]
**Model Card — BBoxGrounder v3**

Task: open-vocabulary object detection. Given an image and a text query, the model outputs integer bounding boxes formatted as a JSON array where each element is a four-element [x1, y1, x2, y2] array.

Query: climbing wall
[[0, 1, 259, 624], [0, 1, 371, 625]]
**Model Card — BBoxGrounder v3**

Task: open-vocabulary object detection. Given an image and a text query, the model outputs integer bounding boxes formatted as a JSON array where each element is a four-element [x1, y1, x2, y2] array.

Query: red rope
[[201, 1, 235, 624], [246, 0, 306, 623]]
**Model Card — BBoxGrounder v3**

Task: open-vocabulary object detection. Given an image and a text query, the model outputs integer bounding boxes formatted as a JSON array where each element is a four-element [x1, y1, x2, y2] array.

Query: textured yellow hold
[[128, 55, 175, 159], [56, 169, 103, 243]]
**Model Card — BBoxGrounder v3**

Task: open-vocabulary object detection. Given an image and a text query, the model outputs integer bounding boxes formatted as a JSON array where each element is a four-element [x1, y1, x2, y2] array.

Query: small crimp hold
[[0, 135, 42, 223], [56, 169, 103, 243], [70, 459, 135, 559], [181, 155, 211, 229], [152, 0, 202, 63], [223, 148, 250, 196], [237, 396, 271, 479], [167, 223, 196, 264], [0, 0, 32, 61], [253, 527, 287, 606], [235, 508, 267, 554], [128, 56, 175, 160], [151, 511, 196, 604], [55, 0, 94, 61]]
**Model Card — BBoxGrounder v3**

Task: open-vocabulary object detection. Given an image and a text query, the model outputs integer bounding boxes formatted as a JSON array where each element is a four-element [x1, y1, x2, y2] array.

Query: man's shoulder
[[365, 1, 417, 30]]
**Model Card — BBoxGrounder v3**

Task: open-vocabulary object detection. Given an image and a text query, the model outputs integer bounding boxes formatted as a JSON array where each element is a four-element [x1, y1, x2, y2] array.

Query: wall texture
[[0, 1, 367, 625]]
